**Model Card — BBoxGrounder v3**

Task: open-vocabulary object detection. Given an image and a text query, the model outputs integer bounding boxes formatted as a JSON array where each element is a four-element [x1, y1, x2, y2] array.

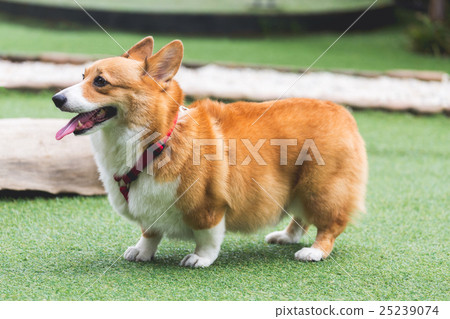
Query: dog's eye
[[82, 74, 85, 80], [93, 76, 108, 87]]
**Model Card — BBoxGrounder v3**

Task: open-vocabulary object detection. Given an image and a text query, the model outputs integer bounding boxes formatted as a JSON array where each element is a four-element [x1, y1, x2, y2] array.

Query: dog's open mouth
[[56, 106, 117, 140]]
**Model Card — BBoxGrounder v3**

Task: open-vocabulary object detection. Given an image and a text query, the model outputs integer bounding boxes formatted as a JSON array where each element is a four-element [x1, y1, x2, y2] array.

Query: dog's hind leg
[[265, 217, 309, 244], [294, 224, 346, 262], [294, 177, 356, 262]]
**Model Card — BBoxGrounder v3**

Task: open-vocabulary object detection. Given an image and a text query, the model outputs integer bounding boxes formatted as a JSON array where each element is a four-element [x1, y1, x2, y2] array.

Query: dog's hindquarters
[[295, 118, 367, 261], [262, 100, 368, 261]]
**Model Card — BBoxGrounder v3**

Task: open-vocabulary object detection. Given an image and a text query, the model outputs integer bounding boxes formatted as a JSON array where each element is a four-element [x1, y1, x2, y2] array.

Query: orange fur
[[141, 228, 161, 239], [81, 38, 368, 260]]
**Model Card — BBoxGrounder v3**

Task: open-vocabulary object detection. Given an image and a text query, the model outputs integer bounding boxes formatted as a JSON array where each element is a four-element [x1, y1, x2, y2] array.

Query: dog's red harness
[[113, 113, 178, 202]]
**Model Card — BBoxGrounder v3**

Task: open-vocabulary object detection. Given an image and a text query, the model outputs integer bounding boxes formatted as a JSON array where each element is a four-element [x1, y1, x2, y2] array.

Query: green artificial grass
[[0, 90, 449, 300], [0, 90, 71, 119], [3, 0, 393, 14], [0, 14, 449, 72]]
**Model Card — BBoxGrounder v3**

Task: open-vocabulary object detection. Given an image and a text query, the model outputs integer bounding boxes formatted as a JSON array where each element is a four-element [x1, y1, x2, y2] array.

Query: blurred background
[[0, 0, 448, 116], [0, 0, 448, 301]]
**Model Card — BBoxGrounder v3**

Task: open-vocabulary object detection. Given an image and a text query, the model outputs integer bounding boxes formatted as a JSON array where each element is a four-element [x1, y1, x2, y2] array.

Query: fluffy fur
[[53, 36, 368, 267]]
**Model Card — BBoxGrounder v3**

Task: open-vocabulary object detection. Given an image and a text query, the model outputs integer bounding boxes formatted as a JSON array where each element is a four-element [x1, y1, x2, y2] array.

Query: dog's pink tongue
[[55, 111, 95, 140], [55, 116, 80, 140]]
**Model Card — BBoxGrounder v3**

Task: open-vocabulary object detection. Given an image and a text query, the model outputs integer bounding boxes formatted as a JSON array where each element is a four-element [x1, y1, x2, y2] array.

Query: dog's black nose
[[52, 94, 67, 109]]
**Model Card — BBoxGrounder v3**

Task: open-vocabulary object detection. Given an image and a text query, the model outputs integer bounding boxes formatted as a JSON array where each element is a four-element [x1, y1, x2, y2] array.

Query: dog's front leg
[[124, 230, 162, 262], [180, 217, 225, 268]]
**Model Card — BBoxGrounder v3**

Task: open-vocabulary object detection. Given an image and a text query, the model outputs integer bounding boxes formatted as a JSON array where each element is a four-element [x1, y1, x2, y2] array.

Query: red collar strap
[[114, 112, 178, 202]]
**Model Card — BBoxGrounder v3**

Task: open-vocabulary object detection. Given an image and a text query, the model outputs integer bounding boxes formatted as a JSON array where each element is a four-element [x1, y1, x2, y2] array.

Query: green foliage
[[408, 13, 450, 56]]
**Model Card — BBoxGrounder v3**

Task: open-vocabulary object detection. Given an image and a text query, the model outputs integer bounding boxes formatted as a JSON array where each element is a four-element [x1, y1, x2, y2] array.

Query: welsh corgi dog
[[52, 36, 367, 267]]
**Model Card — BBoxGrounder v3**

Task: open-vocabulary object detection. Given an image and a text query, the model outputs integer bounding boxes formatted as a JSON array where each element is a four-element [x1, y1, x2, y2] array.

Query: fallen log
[[0, 118, 105, 195]]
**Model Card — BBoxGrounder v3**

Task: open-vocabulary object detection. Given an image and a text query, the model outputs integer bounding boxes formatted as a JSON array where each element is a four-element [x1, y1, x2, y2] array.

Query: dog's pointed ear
[[122, 36, 154, 61], [143, 40, 183, 82]]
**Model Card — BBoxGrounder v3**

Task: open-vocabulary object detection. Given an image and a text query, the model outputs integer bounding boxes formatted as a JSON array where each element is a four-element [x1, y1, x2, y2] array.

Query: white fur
[[180, 217, 225, 268], [295, 247, 324, 262], [58, 82, 100, 113], [124, 235, 162, 262], [91, 122, 194, 245], [265, 197, 307, 244], [265, 229, 302, 244]]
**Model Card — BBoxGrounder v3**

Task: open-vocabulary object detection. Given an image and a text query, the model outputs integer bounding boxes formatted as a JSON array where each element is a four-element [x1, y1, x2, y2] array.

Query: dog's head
[[53, 36, 184, 140]]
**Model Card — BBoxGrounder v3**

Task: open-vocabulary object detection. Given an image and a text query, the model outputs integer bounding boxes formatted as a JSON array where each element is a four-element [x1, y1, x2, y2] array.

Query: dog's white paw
[[123, 246, 154, 262], [180, 254, 213, 268], [295, 247, 323, 262], [265, 230, 298, 244]]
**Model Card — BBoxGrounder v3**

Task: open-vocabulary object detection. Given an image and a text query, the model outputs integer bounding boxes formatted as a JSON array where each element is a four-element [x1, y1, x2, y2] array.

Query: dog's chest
[[128, 175, 193, 239], [91, 128, 193, 239]]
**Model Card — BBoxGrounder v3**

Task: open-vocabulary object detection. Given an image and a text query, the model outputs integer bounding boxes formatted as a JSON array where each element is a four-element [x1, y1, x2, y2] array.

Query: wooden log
[[0, 118, 105, 195]]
